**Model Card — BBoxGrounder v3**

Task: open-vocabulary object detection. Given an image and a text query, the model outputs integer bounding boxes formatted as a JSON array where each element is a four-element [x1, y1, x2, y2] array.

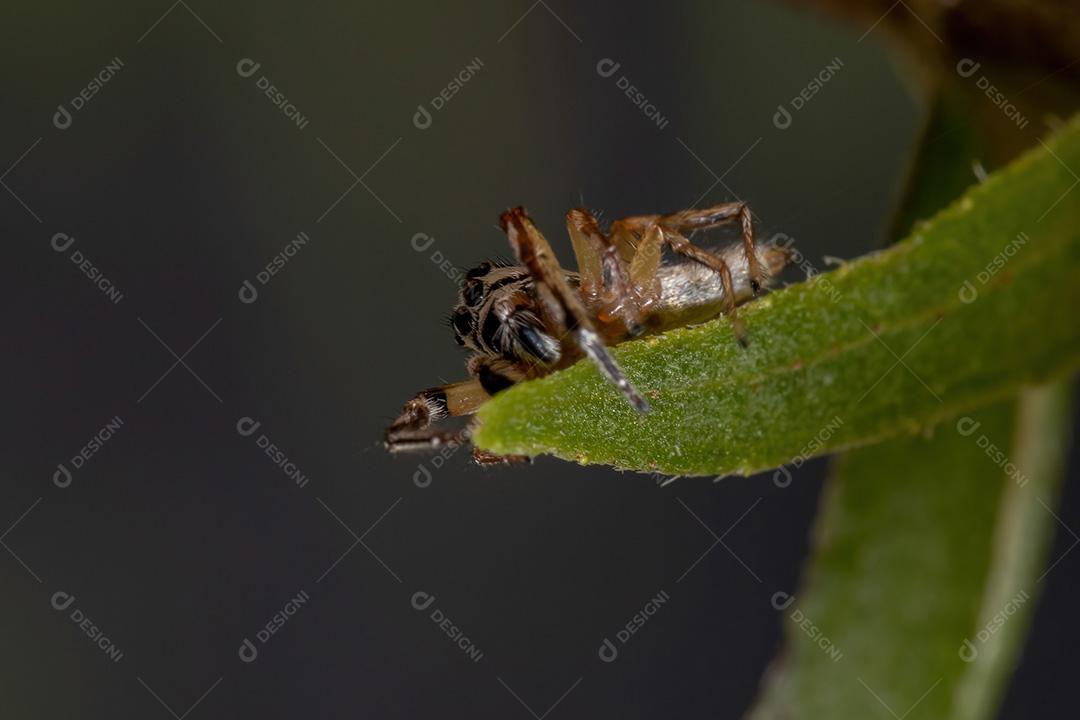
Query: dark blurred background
[[1, 1, 1077, 717]]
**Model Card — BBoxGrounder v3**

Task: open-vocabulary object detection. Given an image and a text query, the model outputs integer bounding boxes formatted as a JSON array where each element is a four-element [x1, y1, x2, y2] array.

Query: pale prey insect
[[384, 203, 791, 463]]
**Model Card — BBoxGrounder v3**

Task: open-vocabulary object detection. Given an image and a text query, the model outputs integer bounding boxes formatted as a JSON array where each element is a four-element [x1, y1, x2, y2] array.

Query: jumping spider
[[385, 203, 791, 463]]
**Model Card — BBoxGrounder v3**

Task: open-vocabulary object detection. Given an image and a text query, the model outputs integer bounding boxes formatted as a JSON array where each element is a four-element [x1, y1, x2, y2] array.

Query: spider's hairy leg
[[567, 208, 643, 336], [565, 208, 605, 296], [658, 202, 763, 294], [501, 206, 650, 413], [662, 228, 748, 347], [472, 448, 531, 465], [628, 223, 663, 295], [384, 378, 489, 453], [610, 214, 661, 245], [611, 221, 664, 319]]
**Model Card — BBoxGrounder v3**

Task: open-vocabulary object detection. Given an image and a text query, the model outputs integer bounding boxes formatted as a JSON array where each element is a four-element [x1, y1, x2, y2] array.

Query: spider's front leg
[[385, 360, 533, 464], [501, 206, 650, 413], [383, 378, 488, 453]]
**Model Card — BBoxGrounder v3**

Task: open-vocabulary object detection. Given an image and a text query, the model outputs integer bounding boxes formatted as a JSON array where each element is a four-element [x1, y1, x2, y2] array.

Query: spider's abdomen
[[651, 243, 790, 330]]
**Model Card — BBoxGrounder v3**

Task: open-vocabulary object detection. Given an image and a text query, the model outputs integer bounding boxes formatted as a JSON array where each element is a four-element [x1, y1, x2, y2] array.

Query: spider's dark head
[[450, 262, 561, 366]]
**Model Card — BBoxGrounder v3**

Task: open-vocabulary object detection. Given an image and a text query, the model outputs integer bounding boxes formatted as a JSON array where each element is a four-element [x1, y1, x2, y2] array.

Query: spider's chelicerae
[[385, 203, 791, 463]]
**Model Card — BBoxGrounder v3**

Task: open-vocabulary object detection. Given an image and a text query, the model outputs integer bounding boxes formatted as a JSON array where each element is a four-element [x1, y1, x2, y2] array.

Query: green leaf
[[472, 115, 1080, 475], [747, 73, 1078, 719], [747, 382, 1073, 720]]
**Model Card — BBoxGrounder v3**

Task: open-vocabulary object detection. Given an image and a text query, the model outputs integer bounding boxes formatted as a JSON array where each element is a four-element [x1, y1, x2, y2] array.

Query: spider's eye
[[452, 308, 473, 338], [465, 262, 492, 280], [462, 280, 484, 307]]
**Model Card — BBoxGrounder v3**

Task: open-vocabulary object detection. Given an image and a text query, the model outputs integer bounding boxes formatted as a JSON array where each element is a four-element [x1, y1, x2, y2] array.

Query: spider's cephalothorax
[[385, 203, 792, 463], [450, 263, 563, 368]]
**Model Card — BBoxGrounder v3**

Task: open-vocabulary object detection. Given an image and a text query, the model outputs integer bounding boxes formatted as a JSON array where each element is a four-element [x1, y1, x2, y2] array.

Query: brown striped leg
[[472, 448, 531, 465], [384, 379, 489, 453], [567, 208, 643, 336], [565, 208, 606, 297], [658, 202, 763, 294], [618, 202, 764, 294], [501, 206, 649, 412], [619, 222, 664, 318], [662, 229, 748, 347]]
